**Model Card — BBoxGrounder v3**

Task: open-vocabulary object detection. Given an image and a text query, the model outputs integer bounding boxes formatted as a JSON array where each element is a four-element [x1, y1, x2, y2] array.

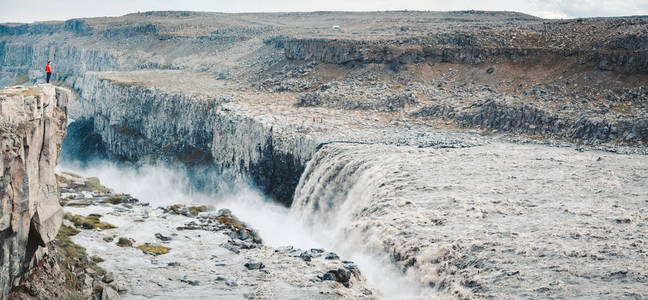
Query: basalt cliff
[[0, 85, 69, 298]]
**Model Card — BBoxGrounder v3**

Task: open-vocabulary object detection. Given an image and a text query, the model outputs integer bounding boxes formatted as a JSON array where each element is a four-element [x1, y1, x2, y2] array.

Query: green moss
[[101, 194, 129, 205], [168, 204, 208, 216], [216, 215, 247, 233], [55, 174, 70, 185], [56, 223, 106, 293], [59, 224, 80, 237], [64, 213, 118, 230], [168, 204, 184, 215], [59, 196, 75, 206], [189, 205, 207, 216], [65, 202, 91, 207], [90, 256, 104, 263], [84, 177, 110, 193], [136, 243, 171, 255]]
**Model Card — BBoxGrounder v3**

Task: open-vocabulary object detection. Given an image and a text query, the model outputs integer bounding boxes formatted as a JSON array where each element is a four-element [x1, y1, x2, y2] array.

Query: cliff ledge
[[0, 85, 69, 298]]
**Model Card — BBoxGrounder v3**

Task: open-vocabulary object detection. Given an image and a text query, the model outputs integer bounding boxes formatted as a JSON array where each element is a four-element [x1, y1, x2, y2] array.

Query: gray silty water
[[292, 141, 648, 299]]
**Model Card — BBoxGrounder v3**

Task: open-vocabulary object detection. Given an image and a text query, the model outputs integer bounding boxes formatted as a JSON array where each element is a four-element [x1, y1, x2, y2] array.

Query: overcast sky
[[1, 0, 647, 23]]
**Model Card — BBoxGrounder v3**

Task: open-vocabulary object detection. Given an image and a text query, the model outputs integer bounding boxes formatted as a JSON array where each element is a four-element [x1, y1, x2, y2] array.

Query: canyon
[[1, 10, 647, 299]]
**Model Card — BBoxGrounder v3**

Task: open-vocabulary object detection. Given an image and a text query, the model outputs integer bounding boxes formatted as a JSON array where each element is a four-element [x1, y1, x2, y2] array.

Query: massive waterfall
[[291, 143, 432, 298]]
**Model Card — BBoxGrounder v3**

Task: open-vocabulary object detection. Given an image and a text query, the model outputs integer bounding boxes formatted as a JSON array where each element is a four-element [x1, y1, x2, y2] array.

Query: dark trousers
[[46, 72, 51, 83]]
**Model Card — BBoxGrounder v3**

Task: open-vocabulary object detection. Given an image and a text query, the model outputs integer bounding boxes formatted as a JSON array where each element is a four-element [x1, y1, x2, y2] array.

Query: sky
[[1, 0, 647, 23]]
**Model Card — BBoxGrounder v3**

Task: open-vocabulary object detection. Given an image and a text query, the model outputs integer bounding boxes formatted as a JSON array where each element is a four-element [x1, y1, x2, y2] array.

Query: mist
[[57, 159, 429, 298]]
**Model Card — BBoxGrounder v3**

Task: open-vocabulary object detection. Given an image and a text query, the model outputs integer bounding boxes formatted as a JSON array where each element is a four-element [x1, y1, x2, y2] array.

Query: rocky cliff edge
[[0, 85, 69, 298]]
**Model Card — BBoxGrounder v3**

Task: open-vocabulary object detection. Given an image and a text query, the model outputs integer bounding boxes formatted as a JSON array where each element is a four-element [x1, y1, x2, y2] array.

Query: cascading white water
[[291, 143, 432, 299]]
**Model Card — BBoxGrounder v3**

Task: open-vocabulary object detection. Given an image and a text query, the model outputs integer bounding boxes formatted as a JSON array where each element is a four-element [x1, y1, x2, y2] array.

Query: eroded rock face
[[0, 85, 70, 298]]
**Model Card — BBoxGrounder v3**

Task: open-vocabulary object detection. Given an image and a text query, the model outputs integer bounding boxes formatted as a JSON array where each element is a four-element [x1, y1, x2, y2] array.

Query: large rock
[[0, 84, 70, 298]]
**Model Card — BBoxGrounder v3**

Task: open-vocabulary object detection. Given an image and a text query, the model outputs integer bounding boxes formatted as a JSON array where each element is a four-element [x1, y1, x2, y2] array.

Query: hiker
[[45, 61, 52, 83]]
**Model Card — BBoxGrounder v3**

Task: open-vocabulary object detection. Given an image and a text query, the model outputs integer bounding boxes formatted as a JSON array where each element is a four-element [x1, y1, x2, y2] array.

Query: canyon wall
[[0, 85, 70, 298], [266, 36, 648, 73], [72, 74, 319, 204]]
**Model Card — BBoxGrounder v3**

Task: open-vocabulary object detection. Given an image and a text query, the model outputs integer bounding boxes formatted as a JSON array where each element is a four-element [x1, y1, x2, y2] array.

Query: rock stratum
[[0, 11, 647, 299], [0, 85, 69, 298]]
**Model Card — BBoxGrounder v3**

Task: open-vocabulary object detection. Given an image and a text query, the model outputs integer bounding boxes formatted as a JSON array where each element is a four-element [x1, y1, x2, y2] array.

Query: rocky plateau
[[0, 10, 647, 300]]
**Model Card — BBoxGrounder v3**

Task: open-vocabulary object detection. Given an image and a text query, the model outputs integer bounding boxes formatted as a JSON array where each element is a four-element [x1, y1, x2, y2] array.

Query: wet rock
[[115, 281, 128, 293], [116, 237, 134, 247], [155, 233, 172, 241], [102, 272, 115, 283], [321, 269, 352, 288], [325, 252, 340, 260], [166, 204, 208, 216], [276, 246, 294, 252], [299, 252, 312, 262], [244, 261, 265, 270], [217, 208, 232, 217], [220, 243, 240, 254]]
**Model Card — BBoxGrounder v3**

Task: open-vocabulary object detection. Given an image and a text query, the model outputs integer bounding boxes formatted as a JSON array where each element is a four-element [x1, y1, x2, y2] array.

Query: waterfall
[[292, 143, 432, 298]]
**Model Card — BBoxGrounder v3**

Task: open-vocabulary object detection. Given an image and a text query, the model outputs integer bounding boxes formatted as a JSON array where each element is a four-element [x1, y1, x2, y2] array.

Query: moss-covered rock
[[90, 256, 104, 263], [136, 243, 171, 255], [189, 205, 208, 216], [59, 224, 81, 237], [167, 204, 208, 216], [59, 196, 75, 206], [103, 237, 114, 242], [64, 213, 118, 230], [83, 177, 110, 193], [116, 237, 134, 247], [56, 223, 106, 279], [101, 194, 129, 205]]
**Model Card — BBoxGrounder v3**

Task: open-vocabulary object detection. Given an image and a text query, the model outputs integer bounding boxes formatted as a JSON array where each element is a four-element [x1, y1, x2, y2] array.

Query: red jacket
[[46, 64, 52, 73]]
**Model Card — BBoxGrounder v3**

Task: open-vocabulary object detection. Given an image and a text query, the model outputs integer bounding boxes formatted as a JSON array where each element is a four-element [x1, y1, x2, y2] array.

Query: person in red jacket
[[45, 61, 52, 83]]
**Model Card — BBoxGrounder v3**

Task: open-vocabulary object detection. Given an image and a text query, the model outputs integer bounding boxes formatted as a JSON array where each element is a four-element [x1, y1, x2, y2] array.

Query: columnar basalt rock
[[74, 73, 315, 205], [0, 85, 70, 298]]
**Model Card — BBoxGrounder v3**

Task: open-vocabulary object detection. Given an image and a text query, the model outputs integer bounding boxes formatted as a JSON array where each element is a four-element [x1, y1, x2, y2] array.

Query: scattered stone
[[325, 252, 339, 260], [299, 252, 312, 262], [321, 268, 352, 288], [155, 233, 172, 241], [221, 243, 240, 254], [116, 237, 134, 247], [166, 204, 209, 216], [244, 261, 265, 270], [102, 272, 115, 283]]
